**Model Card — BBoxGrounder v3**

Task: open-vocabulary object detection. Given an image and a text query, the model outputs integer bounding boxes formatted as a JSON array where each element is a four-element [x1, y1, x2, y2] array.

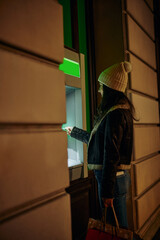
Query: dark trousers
[[94, 170, 131, 228]]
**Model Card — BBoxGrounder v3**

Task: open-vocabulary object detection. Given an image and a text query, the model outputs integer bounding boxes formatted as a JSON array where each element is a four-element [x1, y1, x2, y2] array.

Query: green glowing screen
[[59, 58, 80, 78]]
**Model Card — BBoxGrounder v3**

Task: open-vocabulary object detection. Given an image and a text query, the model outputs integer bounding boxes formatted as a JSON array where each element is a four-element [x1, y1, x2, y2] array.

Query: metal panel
[[0, 49, 66, 123], [127, 0, 155, 39], [132, 93, 159, 124], [134, 154, 160, 195], [129, 54, 158, 98], [136, 182, 160, 228], [127, 16, 156, 69], [0, 131, 69, 213], [0, 0, 64, 62], [0, 194, 72, 240], [133, 126, 160, 159]]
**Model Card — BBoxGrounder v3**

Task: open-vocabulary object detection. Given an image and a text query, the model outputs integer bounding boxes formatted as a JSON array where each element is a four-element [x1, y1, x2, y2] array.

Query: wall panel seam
[[132, 152, 160, 164], [143, 0, 154, 13], [135, 207, 160, 236], [0, 189, 67, 223], [0, 124, 64, 133], [127, 89, 158, 101], [0, 41, 61, 67], [136, 205, 160, 234], [125, 50, 157, 71], [123, 10, 155, 42], [133, 123, 159, 126], [133, 179, 160, 200]]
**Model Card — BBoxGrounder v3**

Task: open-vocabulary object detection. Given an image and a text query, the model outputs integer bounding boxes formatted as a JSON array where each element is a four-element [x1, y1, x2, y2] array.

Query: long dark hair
[[94, 85, 136, 124]]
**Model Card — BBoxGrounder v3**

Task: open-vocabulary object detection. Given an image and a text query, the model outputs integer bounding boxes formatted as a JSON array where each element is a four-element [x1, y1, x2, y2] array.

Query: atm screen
[[63, 86, 83, 168]]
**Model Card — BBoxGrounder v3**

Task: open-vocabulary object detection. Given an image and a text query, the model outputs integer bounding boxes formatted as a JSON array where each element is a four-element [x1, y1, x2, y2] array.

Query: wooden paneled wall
[[123, 0, 160, 238], [0, 0, 72, 239]]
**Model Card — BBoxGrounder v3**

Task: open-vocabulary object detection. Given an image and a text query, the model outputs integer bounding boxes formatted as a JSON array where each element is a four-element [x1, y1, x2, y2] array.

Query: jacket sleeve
[[70, 127, 90, 144], [101, 110, 124, 198]]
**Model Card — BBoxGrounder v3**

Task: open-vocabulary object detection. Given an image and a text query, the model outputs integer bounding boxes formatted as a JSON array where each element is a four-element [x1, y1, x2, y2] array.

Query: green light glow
[[62, 124, 71, 138], [59, 58, 80, 78]]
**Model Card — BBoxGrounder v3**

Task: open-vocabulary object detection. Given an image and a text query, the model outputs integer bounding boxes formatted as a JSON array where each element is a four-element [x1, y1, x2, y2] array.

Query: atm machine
[[60, 48, 88, 181]]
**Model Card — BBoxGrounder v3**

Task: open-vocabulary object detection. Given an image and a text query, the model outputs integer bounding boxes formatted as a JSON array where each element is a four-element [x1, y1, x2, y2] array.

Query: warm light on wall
[[59, 58, 80, 78]]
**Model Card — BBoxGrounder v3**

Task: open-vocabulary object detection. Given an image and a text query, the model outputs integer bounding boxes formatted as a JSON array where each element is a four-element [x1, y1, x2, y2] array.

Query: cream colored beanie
[[98, 61, 132, 92]]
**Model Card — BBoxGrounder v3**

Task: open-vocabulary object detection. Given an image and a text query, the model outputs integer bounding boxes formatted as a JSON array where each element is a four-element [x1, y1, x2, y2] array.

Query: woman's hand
[[102, 198, 113, 208], [64, 127, 73, 136]]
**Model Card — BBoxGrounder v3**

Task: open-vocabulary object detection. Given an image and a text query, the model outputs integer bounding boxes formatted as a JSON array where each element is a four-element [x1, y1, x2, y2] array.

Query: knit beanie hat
[[98, 61, 132, 92]]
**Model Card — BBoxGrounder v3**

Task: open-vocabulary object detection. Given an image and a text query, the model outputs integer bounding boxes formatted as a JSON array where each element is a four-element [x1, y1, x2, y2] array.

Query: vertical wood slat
[[129, 54, 158, 98], [127, 15, 156, 69]]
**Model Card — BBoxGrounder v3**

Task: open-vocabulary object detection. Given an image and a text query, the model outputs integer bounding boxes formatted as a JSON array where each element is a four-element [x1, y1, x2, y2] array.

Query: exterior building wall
[[0, 0, 72, 239], [123, 0, 160, 238]]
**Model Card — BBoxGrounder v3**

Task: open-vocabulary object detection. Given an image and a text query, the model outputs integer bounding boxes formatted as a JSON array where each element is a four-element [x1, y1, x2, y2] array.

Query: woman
[[66, 61, 135, 228]]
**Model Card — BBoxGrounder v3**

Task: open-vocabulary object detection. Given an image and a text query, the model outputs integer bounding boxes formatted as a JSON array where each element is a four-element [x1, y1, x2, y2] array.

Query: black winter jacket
[[71, 105, 133, 198]]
